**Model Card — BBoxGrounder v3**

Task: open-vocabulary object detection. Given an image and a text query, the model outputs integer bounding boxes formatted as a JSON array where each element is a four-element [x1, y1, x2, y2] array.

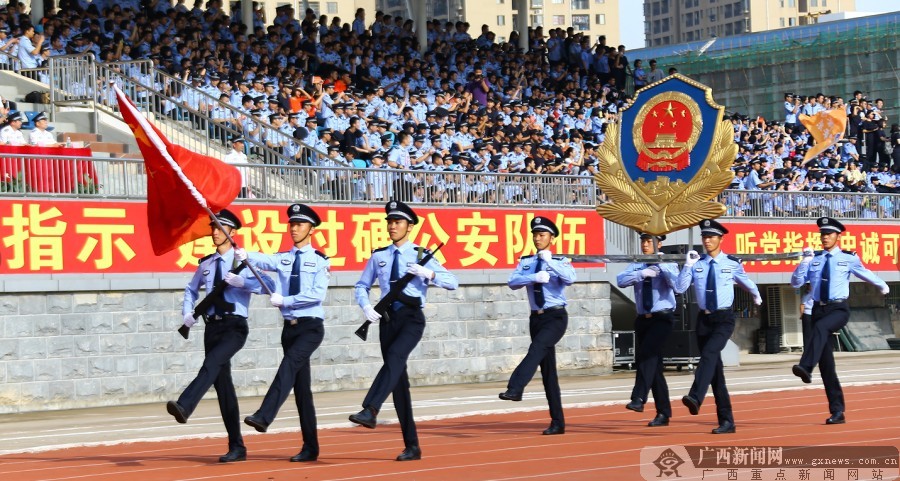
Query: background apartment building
[[375, 0, 621, 45], [644, 0, 856, 47]]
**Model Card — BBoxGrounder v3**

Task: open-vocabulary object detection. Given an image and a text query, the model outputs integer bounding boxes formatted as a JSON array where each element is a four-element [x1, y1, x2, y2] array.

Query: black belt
[[817, 298, 847, 306], [205, 314, 245, 323], [284, 317, 322, 326], [702, 308, 732, 314], [643, 308, 674, 318], [532, 305, 566, 315]]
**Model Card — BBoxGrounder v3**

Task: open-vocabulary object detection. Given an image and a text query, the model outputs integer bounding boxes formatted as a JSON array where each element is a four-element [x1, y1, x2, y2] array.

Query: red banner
[[0, 199, 604, 274], [723, 222, 900, 273], [0, 145, 96, 194]]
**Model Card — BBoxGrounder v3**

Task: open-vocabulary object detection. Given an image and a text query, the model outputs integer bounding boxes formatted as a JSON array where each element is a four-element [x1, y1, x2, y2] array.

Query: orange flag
[[114, 87, 242, 255], [799, 109, 848, 163]]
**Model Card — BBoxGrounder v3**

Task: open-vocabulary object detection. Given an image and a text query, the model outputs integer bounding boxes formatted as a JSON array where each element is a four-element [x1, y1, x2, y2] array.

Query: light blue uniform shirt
[[617, 263, 679, 315], [248, 246, 330, 320], [355, 242, 458, 308], [676, 252, 760, 311], [182, 249, 270, 318], [790, 247, 887, 302], [508, 254, 577, 311]]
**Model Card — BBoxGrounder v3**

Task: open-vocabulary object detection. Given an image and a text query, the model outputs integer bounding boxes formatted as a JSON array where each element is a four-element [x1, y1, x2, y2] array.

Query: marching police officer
[[240, 204, 329, 462], [616, 233, 678, 427], [675, 219, 762, 434], [500, 217, 577, 436], [350, 200, 458, 461], [790, 217, 889, 425], [167, 209, 273, 463]]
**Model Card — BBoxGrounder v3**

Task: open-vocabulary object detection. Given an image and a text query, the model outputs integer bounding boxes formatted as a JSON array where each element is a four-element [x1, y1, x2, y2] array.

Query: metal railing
[[1, 154, 898, 220]]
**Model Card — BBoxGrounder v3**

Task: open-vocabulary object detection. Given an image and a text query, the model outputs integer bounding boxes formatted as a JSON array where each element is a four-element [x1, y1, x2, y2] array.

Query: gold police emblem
[[594, 74, 736, 235]]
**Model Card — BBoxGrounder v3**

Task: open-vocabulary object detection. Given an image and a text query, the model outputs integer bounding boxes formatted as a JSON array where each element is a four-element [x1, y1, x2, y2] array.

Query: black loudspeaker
[[663, 330, 700, 359]]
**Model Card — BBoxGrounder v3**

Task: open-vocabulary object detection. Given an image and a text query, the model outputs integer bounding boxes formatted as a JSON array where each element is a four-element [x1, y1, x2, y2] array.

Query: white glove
[[753, 294, 763, 306], [270, 293, 284, 307], [882, 286, 890, 296], [233, 247, 247, 262], [641, 266, 660, 278], [537, 249, 552, 263], [534, 271, 551, 283], [406, 263, 434, 280], [183, 313, 196, 328], [363, 305, 382, 323], [223, 272, 245, 287], [685, 250, 700, 267], [800, 247, 814, 264]]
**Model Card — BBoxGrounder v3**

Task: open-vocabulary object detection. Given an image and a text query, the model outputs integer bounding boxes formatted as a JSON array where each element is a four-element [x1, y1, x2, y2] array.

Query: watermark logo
[[640, 446, 898, 481], [653, 447, 685, 478]]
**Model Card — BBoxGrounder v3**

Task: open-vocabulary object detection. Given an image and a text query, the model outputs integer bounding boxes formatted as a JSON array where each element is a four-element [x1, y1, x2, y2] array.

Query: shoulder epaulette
[[415, 246, 432, 256], [842, 250, 857, 256], [315, 250, 329, 259], [199, 253, 214, 263], [699, 254, 709, 261], [552, 256, 566, 260], [372, 246, 390, 253], [726, 254, 743, 264], [521, 254, 535, 259]]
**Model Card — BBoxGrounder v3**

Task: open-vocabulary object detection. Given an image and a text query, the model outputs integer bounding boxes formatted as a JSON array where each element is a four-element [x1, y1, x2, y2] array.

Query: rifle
[[355, 242, 445, 341], [178, 262, 247, 339]]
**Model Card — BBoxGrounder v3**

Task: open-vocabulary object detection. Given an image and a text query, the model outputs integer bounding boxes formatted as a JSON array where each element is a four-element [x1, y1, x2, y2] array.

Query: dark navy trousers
[[177, 315, 248, 451], [631, 311, 674, 417], [363, 306, 426, 448], [254, 317, 325, 453], [799, 301, 848, 414], [507, 308, 568, 425], [688, 310, 734, 425]]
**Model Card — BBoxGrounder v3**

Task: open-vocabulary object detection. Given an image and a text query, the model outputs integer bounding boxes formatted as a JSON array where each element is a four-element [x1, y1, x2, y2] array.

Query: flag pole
[[206, 207, 274, 296]]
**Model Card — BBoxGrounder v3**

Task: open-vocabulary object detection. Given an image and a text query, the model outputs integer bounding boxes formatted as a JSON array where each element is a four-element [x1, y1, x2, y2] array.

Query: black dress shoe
[[711, 421, 736, 434], [647, 414, 670, 427], [682, 395, 700, 416], [499, 389, 523, 402], [825, 412, 846, 425], [166, 401, 188, 424], [625, 400, 644, 413], [219, 448, 247, 463], [244, 414, 269, 433], [349, 406, 378, 429], [396, 445, 421, 461], [792, 364, 812, 384], [290, 449, 318, 462], [542, 422, 565, 435]]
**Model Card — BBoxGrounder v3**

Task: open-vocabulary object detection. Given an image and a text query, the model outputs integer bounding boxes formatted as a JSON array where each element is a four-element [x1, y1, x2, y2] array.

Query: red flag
[[114, 87, 242, 255]]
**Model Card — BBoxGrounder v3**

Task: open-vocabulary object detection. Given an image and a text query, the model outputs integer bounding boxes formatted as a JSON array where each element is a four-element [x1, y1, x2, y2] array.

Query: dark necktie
[[706, 259, 718, 311], [642, 265, 654, 313], [391, 248, 401, 282], [533, 256, 545, 309], [214, 257, 224, 315], [289, 250, 301, 295], [820, 253, 831, 302]]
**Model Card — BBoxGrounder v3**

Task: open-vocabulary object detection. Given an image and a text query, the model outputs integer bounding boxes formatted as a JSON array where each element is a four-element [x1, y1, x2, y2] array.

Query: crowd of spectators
[[723, 91, 899, 217], [0, 0, 896, 211]]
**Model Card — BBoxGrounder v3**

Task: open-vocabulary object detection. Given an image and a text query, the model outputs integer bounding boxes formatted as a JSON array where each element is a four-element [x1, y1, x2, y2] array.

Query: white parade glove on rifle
[[183, 312, 196, 328], [363, 305, 382, 322], [685, 250, 700, 267]]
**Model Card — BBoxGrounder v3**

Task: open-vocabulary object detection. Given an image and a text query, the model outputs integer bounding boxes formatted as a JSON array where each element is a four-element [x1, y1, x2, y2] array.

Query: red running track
[[1, 384, 898, 481]]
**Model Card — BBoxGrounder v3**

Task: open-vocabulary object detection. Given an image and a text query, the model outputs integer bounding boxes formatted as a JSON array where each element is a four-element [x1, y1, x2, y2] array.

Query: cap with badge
[[384, 200, 418, 224], [229, 135, 245, 144], [210, 209, 242, 230], [8, 110, 26, 122], [817, 216, 845, 234], [530, 216, 559, 237], [287, 203, 321, 226], [699, 219, 728, 237], [32, 112, 48, 123], [639, 232, 666, 241]]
